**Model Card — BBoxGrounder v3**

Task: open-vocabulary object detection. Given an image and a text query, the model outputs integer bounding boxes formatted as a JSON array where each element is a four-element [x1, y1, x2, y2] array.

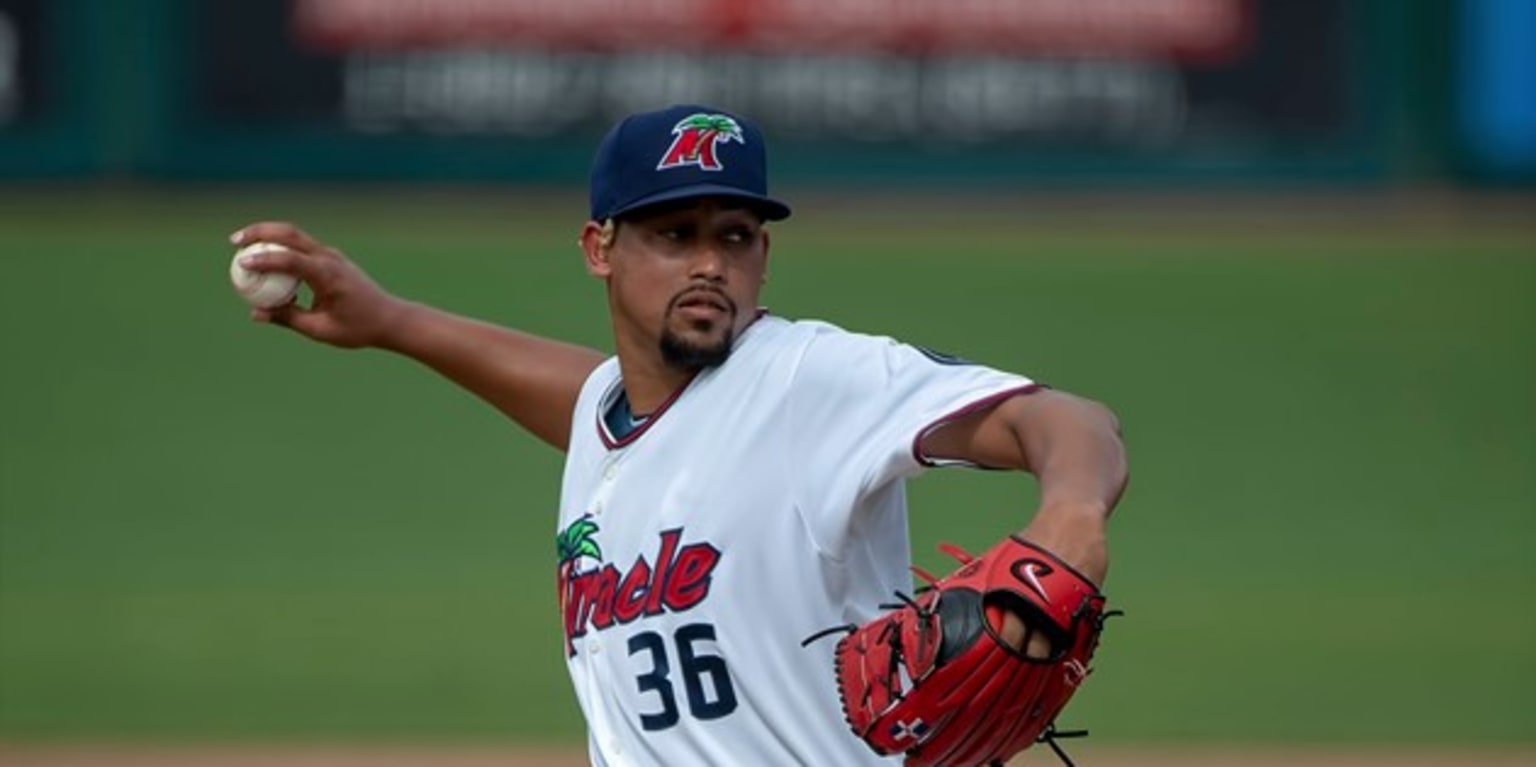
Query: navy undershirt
[[603, 389, 650, 441]]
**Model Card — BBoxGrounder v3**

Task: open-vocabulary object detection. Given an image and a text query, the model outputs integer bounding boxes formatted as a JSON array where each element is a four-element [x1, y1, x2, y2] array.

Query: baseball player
[[231, 104, 1127, 767]]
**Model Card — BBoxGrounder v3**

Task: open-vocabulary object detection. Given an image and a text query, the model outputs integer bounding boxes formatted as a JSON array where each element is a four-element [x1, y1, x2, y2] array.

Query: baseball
[[229, 242, 300, 309]]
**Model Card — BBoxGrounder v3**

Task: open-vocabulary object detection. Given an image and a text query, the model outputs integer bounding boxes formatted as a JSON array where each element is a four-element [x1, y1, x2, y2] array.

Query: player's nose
[[687, 245, 727, 281]]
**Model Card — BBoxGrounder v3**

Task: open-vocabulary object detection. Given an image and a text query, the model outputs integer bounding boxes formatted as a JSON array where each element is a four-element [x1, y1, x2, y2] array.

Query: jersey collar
[[596, 309, 773, 450], [596, 373, 696, 450]]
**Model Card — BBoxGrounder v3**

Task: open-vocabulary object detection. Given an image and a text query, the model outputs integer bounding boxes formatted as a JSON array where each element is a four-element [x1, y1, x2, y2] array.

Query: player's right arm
[[230, 221, 605, 451]]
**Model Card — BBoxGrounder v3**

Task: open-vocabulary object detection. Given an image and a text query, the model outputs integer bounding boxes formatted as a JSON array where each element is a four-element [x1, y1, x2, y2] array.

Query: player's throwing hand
[[230, 222, 408, 349]]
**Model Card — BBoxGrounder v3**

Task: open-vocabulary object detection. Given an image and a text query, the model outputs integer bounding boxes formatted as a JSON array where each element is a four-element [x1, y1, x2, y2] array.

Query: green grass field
[[1, 188, 1532, 746]]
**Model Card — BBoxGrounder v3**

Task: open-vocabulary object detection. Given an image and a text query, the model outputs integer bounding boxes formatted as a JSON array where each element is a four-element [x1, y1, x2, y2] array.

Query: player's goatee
[[660, 326, 734, 370], [660, 287, 737, 370]]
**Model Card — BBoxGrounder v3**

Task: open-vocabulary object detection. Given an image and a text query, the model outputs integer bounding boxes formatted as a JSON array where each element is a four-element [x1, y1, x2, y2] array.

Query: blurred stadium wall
[[0, 0, 1531, 187]]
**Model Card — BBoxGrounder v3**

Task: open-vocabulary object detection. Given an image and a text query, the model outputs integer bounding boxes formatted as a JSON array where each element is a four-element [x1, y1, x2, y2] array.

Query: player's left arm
[[919, 389, 1127, 586]]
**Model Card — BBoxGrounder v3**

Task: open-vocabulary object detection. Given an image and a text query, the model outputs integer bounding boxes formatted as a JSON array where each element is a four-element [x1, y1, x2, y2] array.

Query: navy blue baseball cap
[[588, 104, 791, 222]]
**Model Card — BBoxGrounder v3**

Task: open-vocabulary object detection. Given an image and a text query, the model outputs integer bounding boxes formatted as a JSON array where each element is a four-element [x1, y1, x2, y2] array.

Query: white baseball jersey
[[555, 314, 1037, 766]]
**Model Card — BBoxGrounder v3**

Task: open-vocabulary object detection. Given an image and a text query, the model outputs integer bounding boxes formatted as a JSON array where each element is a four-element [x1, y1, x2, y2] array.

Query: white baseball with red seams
[[229, 242, 300, 309], [555, 314, 1038, 767]]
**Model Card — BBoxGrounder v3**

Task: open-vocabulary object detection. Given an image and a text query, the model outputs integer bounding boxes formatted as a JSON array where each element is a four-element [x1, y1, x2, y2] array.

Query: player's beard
[[659, 291, 737, 371], [660, 323, 735, 371]]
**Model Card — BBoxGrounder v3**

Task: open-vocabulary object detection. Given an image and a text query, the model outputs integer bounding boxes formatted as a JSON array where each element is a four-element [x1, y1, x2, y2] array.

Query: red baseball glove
[[820, 535, 1115, 767]]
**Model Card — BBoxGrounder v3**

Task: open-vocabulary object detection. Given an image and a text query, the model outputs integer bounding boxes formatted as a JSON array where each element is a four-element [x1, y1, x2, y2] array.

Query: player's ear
[[580, 220, 614, 278]]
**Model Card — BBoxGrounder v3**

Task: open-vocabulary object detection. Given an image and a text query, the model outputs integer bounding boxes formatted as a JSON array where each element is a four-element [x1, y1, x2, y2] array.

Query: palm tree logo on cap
[[656, 114, 745, 172]]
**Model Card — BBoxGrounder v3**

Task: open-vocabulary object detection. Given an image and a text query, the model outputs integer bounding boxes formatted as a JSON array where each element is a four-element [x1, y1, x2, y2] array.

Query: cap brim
[[610, 184, 792, 222]]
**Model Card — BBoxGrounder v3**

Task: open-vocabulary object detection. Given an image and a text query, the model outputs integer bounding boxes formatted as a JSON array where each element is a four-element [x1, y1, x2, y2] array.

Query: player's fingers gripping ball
[[829, 536, 1115, 767], [230, 242, 301, 309]]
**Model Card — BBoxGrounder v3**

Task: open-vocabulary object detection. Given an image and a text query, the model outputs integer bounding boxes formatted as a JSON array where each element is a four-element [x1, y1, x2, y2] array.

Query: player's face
[[589, 199, 769, 372]]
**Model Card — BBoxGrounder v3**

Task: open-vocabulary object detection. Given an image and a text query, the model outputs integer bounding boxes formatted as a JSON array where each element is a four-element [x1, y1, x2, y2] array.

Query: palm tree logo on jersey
[[657, 114, 744, 172], [556, 516, 602, 614]]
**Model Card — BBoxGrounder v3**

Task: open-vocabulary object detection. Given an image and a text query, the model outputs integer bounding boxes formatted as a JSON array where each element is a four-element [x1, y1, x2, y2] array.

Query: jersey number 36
[[628, 623, 738, 730]]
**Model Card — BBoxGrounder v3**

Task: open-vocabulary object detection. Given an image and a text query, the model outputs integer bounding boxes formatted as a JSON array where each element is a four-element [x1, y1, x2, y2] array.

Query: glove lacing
[[1027, 724, 1088, 767]]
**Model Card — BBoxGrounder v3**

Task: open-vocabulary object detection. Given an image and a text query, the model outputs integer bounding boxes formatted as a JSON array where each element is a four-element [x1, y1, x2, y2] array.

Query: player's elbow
[[1081, 396, 1130, 505], [1024, 390, 1129, 501]]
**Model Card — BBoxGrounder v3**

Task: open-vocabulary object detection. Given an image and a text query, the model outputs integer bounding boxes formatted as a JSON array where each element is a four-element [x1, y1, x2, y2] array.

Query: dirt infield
[[4, 744, 1534, 767]]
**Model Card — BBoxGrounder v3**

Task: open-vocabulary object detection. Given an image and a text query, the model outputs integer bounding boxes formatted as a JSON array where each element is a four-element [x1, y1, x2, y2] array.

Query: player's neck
[[614, 353, 698, 415]]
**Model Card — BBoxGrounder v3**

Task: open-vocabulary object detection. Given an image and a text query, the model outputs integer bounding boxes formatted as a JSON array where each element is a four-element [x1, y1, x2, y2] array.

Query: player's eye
[[721, 227, 756, 245], [660, 225, 693, 242]]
